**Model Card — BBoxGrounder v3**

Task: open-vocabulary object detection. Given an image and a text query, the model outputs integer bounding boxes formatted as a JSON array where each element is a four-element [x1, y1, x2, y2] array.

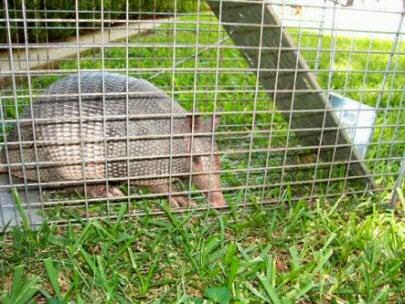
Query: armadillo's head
[[188, 114, 226, 208]]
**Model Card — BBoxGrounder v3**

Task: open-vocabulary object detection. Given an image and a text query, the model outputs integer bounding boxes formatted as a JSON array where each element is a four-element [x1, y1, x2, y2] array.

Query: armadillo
[[2, 72, 226, 207]]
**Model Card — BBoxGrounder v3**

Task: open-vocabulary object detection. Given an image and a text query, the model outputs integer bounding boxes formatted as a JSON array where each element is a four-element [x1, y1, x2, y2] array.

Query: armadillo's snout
[[205, 170, 226, 208], [192, 172, 227, 208], [190, 121, 224, 208], [203, 174, 226, 208], [207, 190, 227, 208]]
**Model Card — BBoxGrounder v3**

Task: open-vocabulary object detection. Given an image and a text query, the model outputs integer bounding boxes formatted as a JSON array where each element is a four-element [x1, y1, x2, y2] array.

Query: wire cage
[[0, 0, 404, 229]]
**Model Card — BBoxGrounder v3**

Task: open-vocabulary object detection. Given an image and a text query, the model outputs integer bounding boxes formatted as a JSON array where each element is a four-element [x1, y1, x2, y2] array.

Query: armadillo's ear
[[204, 114, 221, 131], [212, 114, 221, 130], [187, 113, 204, 131]]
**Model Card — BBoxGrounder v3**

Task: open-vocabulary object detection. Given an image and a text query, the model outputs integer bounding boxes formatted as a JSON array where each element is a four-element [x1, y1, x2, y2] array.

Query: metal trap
[[0, 0, 403, 229]]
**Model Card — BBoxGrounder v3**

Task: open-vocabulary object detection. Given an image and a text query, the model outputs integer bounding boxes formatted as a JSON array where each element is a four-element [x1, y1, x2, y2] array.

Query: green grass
[[1, 195, 404, 302], [1, 13, 404, 302]]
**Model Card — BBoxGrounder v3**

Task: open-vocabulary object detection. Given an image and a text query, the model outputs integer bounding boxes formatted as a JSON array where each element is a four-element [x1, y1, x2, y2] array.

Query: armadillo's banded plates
[[5, 72, 192, 185]]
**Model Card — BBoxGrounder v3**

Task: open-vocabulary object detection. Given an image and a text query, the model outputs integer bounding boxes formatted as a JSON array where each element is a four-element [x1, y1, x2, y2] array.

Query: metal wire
[[0, 0, 403, 227]]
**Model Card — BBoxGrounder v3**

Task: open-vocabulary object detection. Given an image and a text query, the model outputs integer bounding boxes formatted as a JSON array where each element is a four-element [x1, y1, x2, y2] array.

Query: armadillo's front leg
[[87, 184, 125, 199], [148, 183, 197, 208]]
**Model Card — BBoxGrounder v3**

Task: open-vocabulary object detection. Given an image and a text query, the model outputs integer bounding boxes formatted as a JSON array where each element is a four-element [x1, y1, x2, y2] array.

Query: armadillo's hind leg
[[87, 184, 125, 199], [148, 183, 196, 208]]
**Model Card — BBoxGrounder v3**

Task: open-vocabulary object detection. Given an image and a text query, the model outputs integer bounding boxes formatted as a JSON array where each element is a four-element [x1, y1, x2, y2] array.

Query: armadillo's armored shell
[[6, 72, 191, 185]]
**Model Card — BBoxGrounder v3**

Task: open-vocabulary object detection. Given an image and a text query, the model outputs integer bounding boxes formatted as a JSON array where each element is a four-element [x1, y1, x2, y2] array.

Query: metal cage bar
[[0, 0, 403, 228]]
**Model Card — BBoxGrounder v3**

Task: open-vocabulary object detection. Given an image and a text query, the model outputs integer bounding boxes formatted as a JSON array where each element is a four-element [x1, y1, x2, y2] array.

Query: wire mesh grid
[[0, 0, 404, 227]]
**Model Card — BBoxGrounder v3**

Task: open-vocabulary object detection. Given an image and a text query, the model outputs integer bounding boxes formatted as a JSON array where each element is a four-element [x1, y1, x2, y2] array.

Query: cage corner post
[[0, 0, 43, 231], [206, 0, 375, 193]]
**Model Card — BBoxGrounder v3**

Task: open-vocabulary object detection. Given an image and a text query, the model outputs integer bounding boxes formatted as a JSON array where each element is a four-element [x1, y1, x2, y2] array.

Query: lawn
[[0, 12, 404, 303], [1, 196, 404, 303]]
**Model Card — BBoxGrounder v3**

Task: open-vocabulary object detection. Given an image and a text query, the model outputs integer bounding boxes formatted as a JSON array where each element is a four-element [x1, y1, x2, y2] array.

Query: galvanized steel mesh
[[0, 0, 404, 227]]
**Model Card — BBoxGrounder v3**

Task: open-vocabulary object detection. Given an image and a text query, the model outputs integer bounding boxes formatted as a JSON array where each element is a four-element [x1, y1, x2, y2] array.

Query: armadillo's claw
[[168, 197, 180, 208], [148, 184, 197, 208], [106, 187, 125, 198], [171, 196, 197, 208], [88, 185, 125, 199]]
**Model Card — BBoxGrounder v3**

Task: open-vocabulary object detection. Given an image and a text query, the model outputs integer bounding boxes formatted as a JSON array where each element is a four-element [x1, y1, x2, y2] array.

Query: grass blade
[[11, 188, 31, 232], [244, 282, 270, 302], [0, 265, 41, 304], [258, 273, 281, 304], [44, 258, 62, 299]]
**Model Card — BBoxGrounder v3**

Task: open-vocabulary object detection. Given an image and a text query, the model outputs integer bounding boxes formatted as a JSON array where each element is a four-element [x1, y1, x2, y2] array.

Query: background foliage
[[1, 0, 202, 43]]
